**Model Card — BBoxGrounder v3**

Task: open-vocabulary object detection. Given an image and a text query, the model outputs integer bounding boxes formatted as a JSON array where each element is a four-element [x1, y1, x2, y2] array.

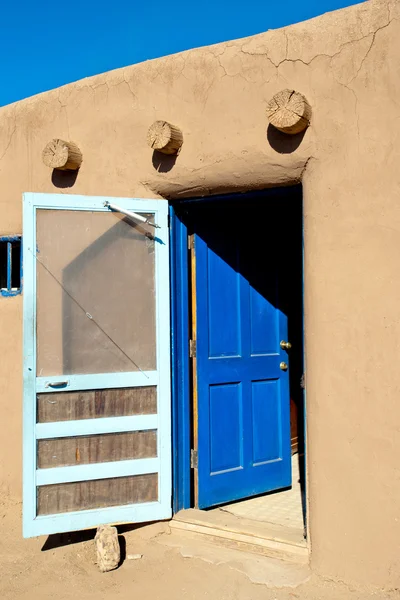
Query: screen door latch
[[45, 380, 69, 389]]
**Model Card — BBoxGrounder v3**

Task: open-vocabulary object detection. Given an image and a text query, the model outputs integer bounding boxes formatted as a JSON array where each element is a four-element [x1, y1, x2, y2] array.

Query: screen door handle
[[45, 380, 70, 388]]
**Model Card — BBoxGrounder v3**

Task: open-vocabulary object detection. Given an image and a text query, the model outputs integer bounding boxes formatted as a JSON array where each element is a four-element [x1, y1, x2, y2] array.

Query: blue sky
[[0, 0, 361, 107]]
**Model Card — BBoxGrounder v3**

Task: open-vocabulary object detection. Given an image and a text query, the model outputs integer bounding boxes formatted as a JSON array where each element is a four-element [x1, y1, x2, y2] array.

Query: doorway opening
[[170, 186, 306, 555]]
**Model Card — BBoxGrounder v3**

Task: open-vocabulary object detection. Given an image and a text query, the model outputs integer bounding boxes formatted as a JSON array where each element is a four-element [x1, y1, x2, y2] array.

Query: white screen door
[[23, 193, 171, 537]]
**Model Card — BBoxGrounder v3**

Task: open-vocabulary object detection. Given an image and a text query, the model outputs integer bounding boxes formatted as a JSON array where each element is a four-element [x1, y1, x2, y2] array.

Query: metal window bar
[[0, 236, 22, 296], [6, 242, 11, 292]]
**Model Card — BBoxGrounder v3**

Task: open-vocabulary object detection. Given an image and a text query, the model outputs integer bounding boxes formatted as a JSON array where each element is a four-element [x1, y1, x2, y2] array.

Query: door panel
[[23, 193, 171, 537], [37, 430, 157, 469], [36, 386, 157, 422], [209, 383, 242, 474], [207, 250, 241, 357], [37, 473, 158, 515], [251, 379, 282, 464], [250, 286, 279, 355], [191, 199, 291, 508]]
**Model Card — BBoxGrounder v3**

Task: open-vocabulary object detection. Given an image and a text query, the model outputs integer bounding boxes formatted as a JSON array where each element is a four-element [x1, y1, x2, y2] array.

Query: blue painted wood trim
[[0, 235, 22, 242], [36, 371, 158, 393], [170, 205, 191, 513], [22, 193, 172, 538], [36, 458, 159, 485], [155, 201, 172, 523], [29, 501, 169, 538], [22, 194, 37, 535], [36, 414, 158, 439], [23, 193, 164, 212]]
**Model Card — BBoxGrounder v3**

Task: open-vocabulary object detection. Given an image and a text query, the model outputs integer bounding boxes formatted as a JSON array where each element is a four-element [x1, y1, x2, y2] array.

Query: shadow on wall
[[52, 169, 79, 188], [267, 125, 306, 154], [152, 150, 178, 173]]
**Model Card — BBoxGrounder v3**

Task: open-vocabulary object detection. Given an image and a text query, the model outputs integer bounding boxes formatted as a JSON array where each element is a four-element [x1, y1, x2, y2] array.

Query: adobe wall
[[0, 0, 399, 588]]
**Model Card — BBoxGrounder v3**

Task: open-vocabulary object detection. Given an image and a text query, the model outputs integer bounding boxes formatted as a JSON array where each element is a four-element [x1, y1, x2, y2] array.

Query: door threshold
[[171, 508, 308, 565]]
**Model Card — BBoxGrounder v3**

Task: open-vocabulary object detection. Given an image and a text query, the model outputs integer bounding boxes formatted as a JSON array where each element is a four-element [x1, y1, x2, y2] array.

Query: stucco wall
[[0, 0, 399, 588]]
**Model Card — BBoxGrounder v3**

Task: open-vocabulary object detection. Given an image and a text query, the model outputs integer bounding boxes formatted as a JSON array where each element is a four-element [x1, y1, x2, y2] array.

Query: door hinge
[[188, 234, 195, 250], [191, 449, 198, 469], [189, 339, 197, 358]]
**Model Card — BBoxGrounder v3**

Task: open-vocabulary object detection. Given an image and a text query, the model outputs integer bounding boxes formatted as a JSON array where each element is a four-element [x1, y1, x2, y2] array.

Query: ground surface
[[1, 498, 398, 600]]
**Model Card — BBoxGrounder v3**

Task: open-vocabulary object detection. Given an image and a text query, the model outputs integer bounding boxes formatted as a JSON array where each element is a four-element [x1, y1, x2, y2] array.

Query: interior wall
[[0, 0, 399, 588]]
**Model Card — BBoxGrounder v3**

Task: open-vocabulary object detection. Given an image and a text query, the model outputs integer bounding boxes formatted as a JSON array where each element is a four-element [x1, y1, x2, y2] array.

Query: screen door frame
[[22, 193, 171, 537]]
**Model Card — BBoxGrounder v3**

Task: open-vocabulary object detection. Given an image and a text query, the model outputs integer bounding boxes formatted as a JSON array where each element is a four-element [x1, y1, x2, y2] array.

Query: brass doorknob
[[280, 340, 292, 350], [280, 362, 288, 371]]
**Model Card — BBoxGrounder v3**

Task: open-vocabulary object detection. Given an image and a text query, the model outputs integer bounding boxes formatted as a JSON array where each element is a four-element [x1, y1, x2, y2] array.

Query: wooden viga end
[[147, 121, 183, 155], [42, 139, 83, 170], [266, 90, 311, 135]]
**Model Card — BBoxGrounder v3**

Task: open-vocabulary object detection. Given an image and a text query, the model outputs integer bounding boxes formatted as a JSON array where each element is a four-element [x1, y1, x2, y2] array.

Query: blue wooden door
[[192, 199, 292, 508], [23, 193, 171, 537]]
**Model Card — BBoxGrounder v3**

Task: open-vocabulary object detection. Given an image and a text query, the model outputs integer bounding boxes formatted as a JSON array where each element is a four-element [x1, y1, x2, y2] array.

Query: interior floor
[[218, 454, 305, 534]]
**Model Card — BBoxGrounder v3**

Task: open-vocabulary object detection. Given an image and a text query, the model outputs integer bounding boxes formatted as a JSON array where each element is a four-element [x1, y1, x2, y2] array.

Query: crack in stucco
[[171, 57, 188, 82], [86, 76, 141, 106], [57, 94, 71, 138], [199, 77, 217, 111], [188, 155, 237, 173], [300, 155, 316, 180], [215, 55, 252, 85], [213, 43, 274, 84], [234, 4, 395, 143], [122, 73, 138, 103], [89, 81, 110, 105], [64, 106, 70, 138], [284, 30, 289, 61], [344, 84, 360, 138], [333, 8, 395, 138], [91, 82, 110, 91], [0, 119, 16, 163], [346, 19, 389, 84], [239, 9, 393, 82]]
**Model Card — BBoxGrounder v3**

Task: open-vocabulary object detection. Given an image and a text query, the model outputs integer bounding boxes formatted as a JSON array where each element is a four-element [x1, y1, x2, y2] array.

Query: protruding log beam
[[266, 90, 311, 135], [147, 121, 183, 155], [42, 139, 83, 170]]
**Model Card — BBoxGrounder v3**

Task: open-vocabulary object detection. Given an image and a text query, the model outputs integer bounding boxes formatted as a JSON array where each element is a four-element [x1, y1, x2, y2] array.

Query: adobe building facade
[[0, 0, 399, 589]]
